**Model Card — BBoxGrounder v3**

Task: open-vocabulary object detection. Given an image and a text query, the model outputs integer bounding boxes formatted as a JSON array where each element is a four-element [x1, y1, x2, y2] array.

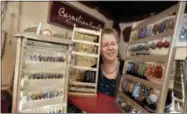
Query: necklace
[[101, 61, 120, 75]]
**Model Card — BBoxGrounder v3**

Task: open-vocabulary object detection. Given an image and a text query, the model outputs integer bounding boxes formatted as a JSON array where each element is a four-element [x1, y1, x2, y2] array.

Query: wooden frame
[[68, 24, 102, 96], [116, 2, 186, 113], [12, 33, 72, 113], [12, 38, 22, 113]]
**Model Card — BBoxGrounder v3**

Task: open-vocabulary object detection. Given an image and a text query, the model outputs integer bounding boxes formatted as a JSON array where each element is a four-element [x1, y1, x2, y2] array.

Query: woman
[[68, 28, 123, 113], [97, 28, 122, 97], [83, 28, 123, 97]]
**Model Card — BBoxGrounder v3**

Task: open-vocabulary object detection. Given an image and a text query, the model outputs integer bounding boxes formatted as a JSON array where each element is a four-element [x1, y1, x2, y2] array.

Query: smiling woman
[[83, 28, 122, 97], [98, 28, 120, 97]]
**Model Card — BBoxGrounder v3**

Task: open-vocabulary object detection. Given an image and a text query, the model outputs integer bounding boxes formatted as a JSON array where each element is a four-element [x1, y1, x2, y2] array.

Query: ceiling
[[80, 1, 178, 22]]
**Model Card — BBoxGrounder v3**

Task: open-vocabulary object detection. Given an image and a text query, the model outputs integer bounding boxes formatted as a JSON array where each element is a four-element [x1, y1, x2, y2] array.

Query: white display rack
[[68, 25, 102, 96], [12, 33, 71, 113], [70, 65, 98, 72], [116, 2, 186, 113]]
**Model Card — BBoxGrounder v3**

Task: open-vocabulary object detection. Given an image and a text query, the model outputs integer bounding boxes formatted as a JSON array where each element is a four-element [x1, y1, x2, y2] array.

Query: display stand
[[173, 60, 186, 112], [68, 25, 102, 96], [12, 33, 72, 113], [116, 2, 186, 113]]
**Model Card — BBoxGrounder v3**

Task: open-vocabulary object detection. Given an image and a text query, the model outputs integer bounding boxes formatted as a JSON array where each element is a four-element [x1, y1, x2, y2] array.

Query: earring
[[150, 42, 157, 50], [153, 23, 158, 35], [27, 96, 31, 102], [29, 55, 34, 60]]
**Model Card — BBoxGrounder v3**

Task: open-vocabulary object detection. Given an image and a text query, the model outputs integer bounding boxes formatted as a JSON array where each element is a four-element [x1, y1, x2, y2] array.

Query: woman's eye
[[111, 42, 116, 46], [102, 44, 107, 47]]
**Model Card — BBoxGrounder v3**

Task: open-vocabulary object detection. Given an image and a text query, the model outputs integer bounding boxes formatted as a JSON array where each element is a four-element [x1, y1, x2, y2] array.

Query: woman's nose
[[108, 45, 114, 50]]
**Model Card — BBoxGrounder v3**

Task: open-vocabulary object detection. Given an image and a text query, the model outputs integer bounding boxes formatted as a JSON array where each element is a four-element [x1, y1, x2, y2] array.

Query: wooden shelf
[[173, 88, 182, 93], [68, 87, 95, 92], [114, 101, 126, 113], [70, 65, 97, 71], [72, 51, 99, 58], [69, 81, 96, 87], [74, 27, 101, 36], [118, 91, 148, 113], [174, 81, 182, 85], [173, 97, 184, 102], [73, 39, 99, 46], [125, 55, 168, 62], [125, 74, 162, 90], [129, 30, 173, 45], [68, 92, 96, 97], [15, 33, 73, 45]]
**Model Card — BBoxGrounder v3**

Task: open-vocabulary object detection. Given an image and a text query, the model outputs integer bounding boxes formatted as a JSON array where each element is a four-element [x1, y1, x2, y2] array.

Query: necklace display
[[69, 25, 102, 96], [101, 61, 120, 76], [115, 8, 182, 112], [13, 38, 69, 113]]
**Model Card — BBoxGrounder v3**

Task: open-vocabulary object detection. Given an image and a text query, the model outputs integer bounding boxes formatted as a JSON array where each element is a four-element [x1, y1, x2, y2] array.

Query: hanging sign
[[48, 1, 105, 30]]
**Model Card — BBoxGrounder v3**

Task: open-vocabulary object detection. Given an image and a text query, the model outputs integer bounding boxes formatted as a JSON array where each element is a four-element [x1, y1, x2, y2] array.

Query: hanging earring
[[27, 96, 31, 102], [29, 55, 34, 60], [153, 23, 158, 35]]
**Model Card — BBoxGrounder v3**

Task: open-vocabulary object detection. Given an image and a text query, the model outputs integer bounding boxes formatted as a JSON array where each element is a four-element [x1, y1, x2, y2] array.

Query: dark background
[[80, 1, 178, 22]]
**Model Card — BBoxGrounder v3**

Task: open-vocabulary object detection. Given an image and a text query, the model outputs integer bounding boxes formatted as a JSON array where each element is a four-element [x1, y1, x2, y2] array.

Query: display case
[[12, 33, 72, 113], [116, 2, 186, 113], [68, 25, 102, 96]]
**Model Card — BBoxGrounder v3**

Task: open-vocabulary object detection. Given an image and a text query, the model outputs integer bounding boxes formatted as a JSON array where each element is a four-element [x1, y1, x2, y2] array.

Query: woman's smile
[[106, 51, 116, 56]]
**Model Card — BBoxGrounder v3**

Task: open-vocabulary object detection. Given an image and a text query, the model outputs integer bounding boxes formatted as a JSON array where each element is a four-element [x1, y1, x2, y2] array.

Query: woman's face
[[101, 33, 118, 61]]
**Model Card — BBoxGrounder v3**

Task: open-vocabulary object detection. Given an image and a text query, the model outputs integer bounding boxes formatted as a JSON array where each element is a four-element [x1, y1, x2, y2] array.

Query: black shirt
[[97, 67, 117, 97], [83, 61, 124, 97], [84, 65, 120, 97]]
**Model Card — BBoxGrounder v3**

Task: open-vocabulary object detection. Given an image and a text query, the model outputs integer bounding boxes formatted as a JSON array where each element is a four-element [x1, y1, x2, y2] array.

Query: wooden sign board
[[48, 1, 105, 30]]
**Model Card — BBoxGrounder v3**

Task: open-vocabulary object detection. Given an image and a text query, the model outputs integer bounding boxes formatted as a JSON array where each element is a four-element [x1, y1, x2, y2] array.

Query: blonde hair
[[101, 28, 119, 42]]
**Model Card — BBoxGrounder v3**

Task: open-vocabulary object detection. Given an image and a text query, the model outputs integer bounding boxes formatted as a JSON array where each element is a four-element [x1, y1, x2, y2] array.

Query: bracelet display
[[126, 61, 164, 79], [29, 55, 65, 62], [26, 90, 63, 102], [74, 32, 99, 43], [28, 73, 64, 79]]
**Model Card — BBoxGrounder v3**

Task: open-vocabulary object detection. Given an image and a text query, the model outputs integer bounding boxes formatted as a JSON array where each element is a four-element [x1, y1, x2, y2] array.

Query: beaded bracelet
[[26, 90, 63, 101]]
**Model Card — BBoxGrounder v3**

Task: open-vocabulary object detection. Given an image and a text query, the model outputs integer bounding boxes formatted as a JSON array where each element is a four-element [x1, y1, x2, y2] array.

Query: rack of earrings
[[12, 33, 72, 113], [116, 2, 186, 113], [68, 25, 102, 96], [124, 60, 165, 88], [117, 78, 160, 113]]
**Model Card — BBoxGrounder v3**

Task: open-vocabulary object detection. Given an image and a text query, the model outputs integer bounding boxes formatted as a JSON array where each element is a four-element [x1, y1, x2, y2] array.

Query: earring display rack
[[12, 33, 72, 113], [68, 25, 102, 96], [116, 2, 186, 113]]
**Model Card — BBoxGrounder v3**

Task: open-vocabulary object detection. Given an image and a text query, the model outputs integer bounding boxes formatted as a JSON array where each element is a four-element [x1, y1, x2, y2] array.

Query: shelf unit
[[128, 30, 173, 45], [125, 55, 168, 62], [118, 91, 148, 113], [125, 74, 162, 90], [116, 2, 186, 113], [68, 25, 102, 96], [12, 33, 72, 113]]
